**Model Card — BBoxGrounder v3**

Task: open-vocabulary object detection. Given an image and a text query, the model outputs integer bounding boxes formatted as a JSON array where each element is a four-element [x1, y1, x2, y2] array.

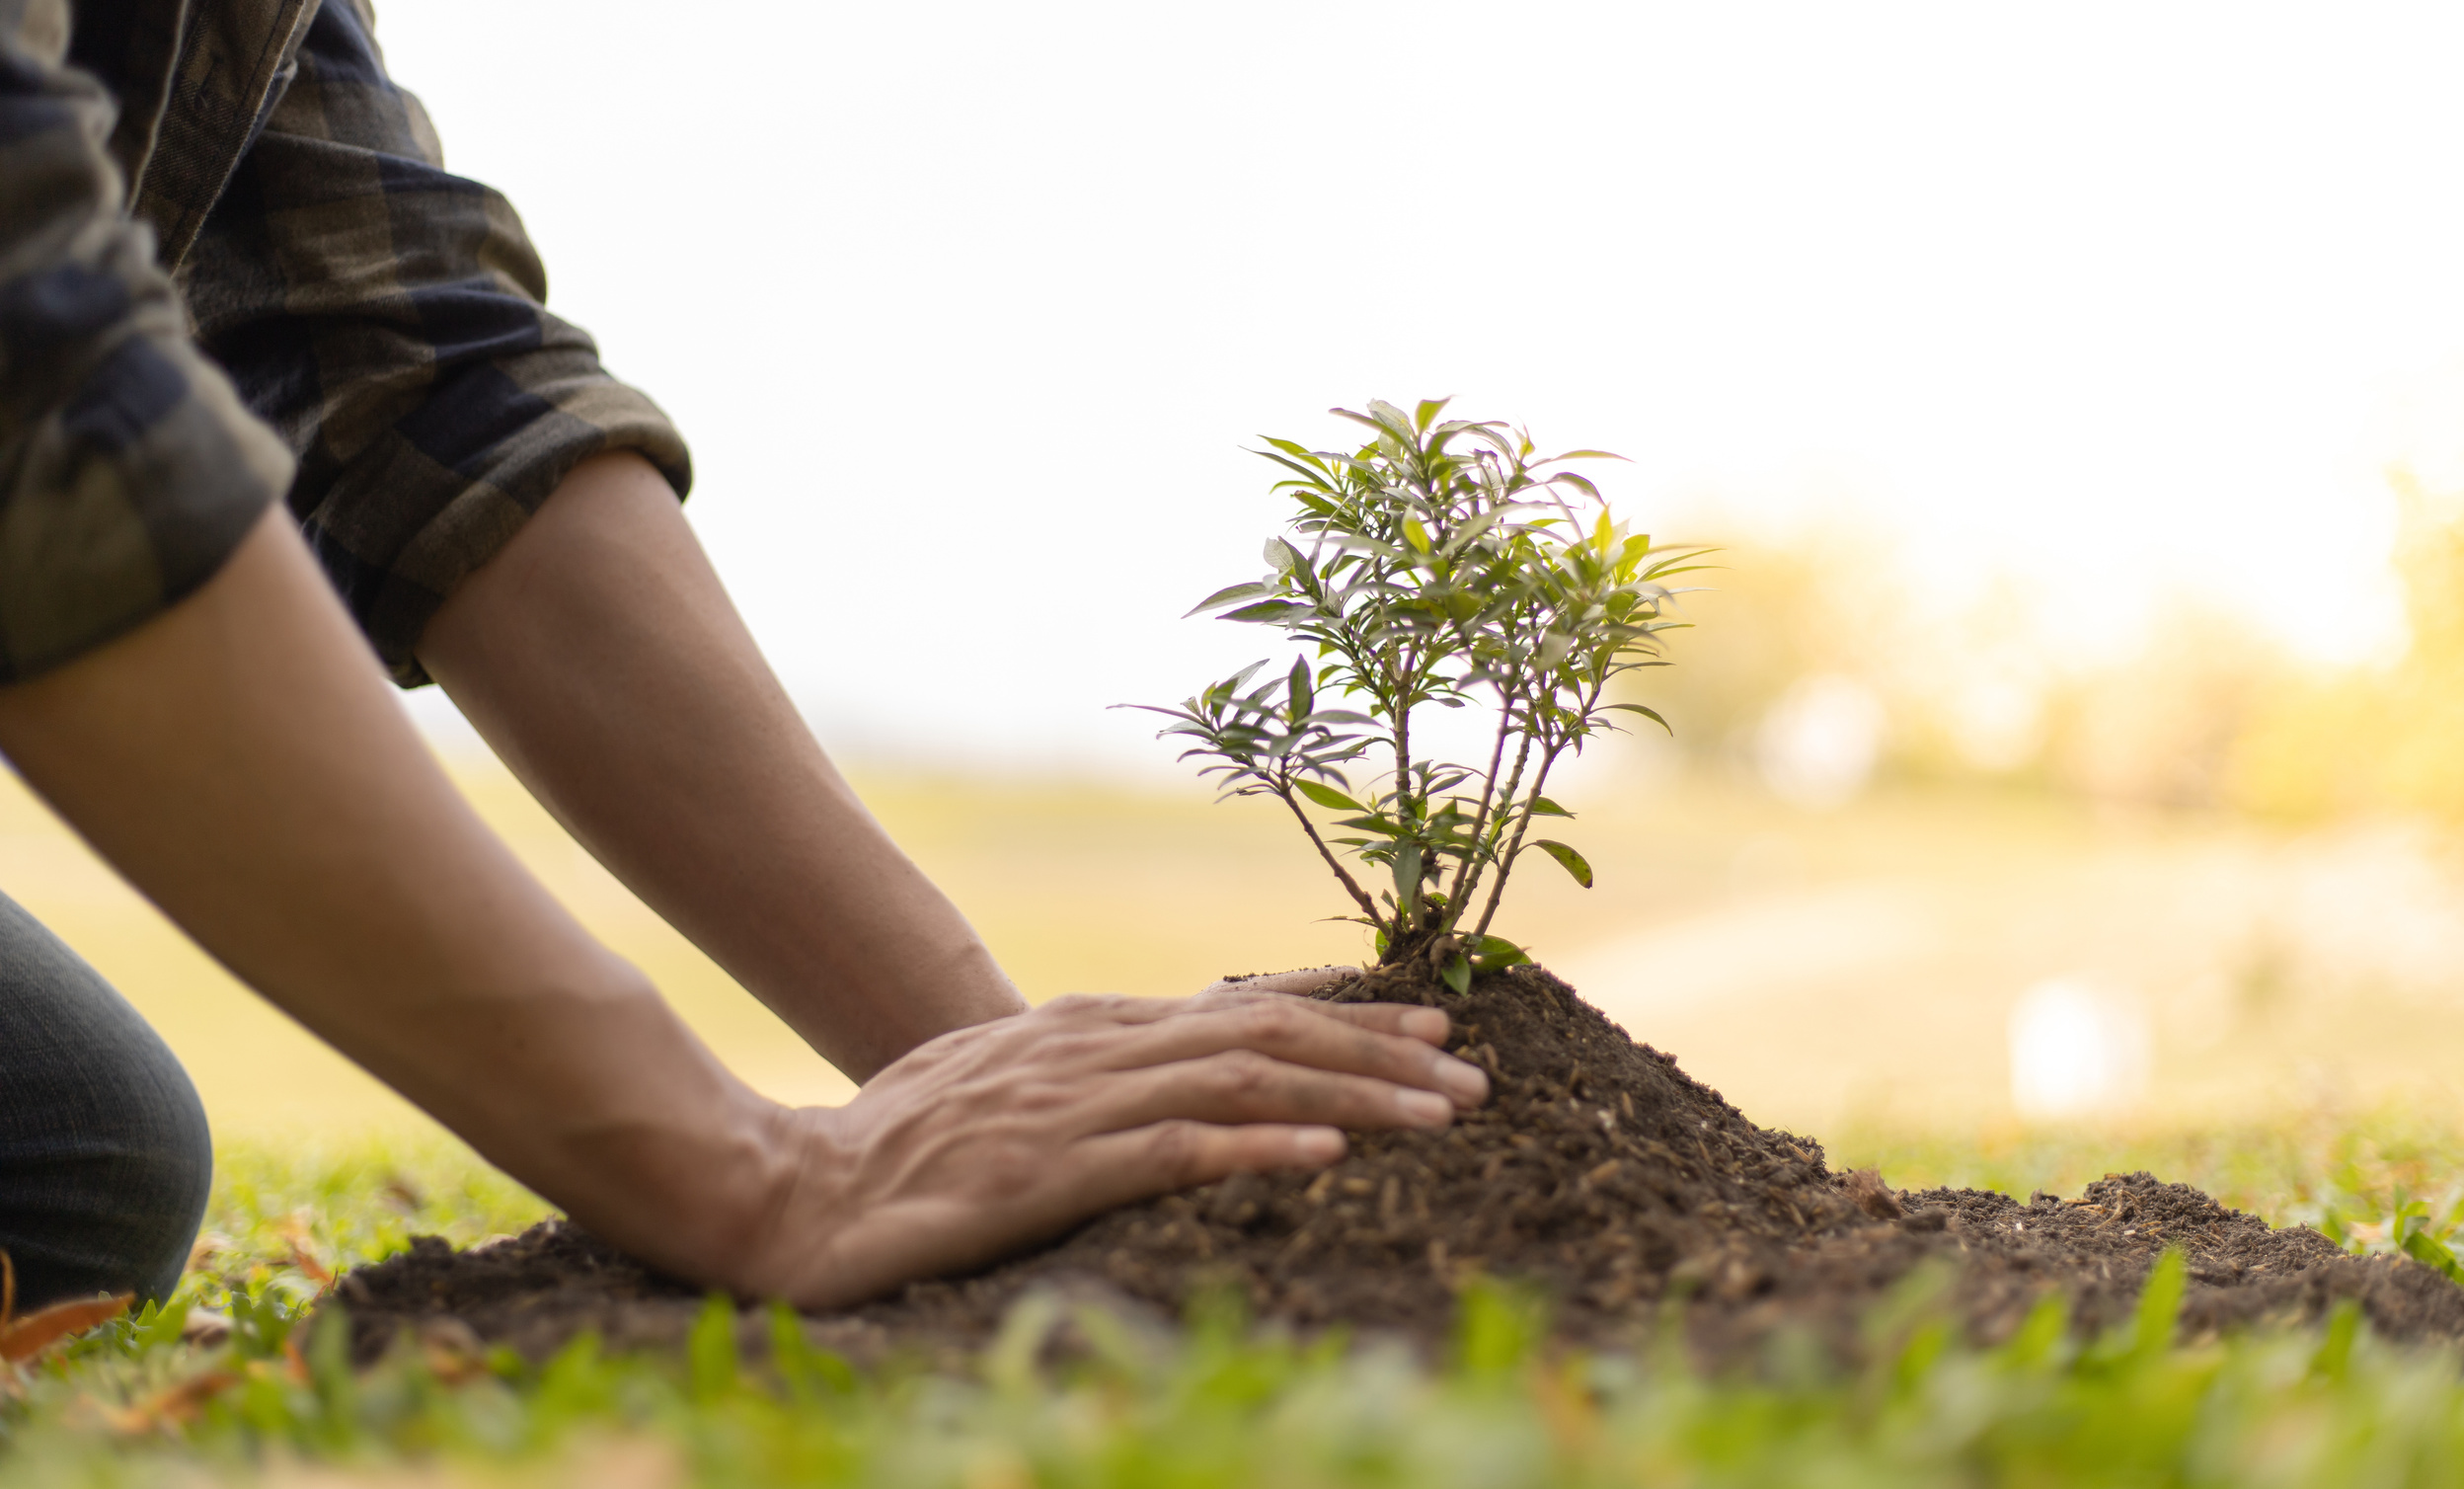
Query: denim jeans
[[0, 891, 211, 1308]]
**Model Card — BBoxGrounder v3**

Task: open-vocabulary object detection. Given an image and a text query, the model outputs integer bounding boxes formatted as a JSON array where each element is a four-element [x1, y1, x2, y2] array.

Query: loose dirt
[[334, 967, 2464, 1369]]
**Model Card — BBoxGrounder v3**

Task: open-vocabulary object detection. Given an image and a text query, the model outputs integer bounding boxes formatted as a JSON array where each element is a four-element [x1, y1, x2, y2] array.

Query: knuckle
[[1039, 1030, 1098, 1063], [1208, 1049, 1278, 1095], [1240, 999, 1310, 1040], [1357, 1028, 1412, 1069], [965, 1121, 1049, 1182], [1006, 1078, 1074, 1116], [1143, 1121, 1214, 1182]]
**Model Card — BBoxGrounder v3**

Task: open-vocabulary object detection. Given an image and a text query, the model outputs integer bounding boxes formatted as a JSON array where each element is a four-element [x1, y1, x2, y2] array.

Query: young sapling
[[1128, 399, 1706, 991]]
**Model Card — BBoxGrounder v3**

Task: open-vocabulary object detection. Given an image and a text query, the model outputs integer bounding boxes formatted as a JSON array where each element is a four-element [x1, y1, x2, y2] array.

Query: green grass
[[13, 1115, 2464, 1486]]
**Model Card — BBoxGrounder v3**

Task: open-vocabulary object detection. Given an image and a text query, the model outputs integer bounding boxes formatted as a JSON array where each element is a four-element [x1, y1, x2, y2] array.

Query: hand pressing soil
[[331, 966, 2464, 1370]]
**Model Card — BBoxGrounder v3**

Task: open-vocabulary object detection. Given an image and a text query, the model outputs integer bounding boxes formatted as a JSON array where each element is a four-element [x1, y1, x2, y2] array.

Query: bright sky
[[382, 2, 2464, 772]]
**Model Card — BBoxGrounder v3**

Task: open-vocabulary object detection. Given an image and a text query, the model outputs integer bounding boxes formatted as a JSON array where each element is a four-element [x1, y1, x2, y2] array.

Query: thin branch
[[1273, 781, 1383, 929], [1472, 737, 1566, 942], [1471, 669, 1603, 940], [1388, 646, 1418, 933], [1453, 725, 1532, 925], [1442, 699, 1517, 919]]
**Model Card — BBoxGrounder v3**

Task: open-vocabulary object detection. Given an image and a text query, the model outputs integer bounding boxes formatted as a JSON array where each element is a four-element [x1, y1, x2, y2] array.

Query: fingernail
[[1397, 1088, 1453, 1126], [1433, 1056, 1490, 1105], [1401, 1008, 1449, 1043], [1295, 1127, 1345, 1163]]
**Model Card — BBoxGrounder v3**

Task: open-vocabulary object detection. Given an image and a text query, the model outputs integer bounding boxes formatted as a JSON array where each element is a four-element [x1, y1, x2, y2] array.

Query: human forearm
[[417, 453, 1023, 1081], [0, 509, 784, 1280]]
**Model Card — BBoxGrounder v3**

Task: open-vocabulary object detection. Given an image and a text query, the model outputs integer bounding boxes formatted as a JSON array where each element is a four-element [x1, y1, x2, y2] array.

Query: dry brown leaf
[[379, 1173, 426, 1214], [272, 1215, 335, 1288], [0, 1293, 132, 1363], [414, 1317, 490, 1383], [1845, 1167, 1905, 1220], [186, 1230, 235, 1272], [94, 1370, 240, 1435], [0, 1248, 132, 1364]]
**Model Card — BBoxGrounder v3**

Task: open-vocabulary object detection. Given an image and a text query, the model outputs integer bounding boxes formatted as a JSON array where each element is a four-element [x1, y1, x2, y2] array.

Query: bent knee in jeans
[[0, 893, 212, 1307]]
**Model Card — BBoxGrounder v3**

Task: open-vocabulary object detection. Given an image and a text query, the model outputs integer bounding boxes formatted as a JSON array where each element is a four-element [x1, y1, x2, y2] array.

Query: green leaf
[[1286, 656, 1314, 720], [1471, 935, 1530, 970], [1221, 599, 1308, 624], [1392, 842, 1424, 905], [1528, 839, 1593, 889], [1526, 796, 1572, 818], [1601, 702, 1672, 734], [1402, 518, 1432, 554], [1440, 954, 1472, 994], [2309, 1297, 2362, 1380], [687, 1294, 739, 1400], [1257, 450, 1338, 487], [1184, 581, 1273, 618], [2403, 1226, 2464, 1284], [2129, 1249, 2187, 1360], [1294, 779, 1365, 813]]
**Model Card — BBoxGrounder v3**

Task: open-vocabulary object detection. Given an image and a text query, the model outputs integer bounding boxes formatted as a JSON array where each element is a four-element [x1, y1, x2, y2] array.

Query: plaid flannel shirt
[[1, 0, 689, 686]]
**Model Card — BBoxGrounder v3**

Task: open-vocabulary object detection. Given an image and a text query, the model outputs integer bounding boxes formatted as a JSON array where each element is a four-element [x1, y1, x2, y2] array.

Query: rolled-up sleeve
[[178, 0, 691, 686], [0, 5, 292, 685]]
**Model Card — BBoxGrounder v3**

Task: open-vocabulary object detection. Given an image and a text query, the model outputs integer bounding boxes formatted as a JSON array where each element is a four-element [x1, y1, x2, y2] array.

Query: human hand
[[728, 980, 1488, 1308]]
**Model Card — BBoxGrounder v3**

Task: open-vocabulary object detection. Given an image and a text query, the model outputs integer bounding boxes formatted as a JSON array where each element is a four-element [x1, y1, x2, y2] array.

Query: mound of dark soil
[[334, 966, 2464, 1369]]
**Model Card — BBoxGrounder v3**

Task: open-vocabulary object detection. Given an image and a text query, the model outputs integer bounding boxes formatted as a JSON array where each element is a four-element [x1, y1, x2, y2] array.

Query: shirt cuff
[[0, 319, 292, 683], [291, 354, 692, 688]]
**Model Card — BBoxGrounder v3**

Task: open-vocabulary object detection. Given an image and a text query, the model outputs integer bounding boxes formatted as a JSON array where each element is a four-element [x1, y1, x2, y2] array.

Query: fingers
[[1105, 998, 1489, 1109], [1067, 1121, 1347, 1214], [1199, 967, 1355, 999], [1041, 983, 1455, 1049], [1071, 1049, 1460, 1136], [1193, 986, 1452, 1047], [1036, 991, 1187, 1025]]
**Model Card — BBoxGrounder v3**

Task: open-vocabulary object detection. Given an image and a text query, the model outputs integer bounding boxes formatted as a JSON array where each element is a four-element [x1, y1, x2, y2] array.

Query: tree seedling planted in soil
[[1129, 399, 1708, 988]]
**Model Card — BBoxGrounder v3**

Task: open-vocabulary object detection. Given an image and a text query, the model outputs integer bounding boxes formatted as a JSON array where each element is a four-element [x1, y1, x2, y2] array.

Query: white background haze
[[380, 2, 2464, 773]]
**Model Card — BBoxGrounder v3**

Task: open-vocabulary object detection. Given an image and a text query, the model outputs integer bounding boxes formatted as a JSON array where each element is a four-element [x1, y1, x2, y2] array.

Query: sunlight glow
[[375, 2, 2464, 769]]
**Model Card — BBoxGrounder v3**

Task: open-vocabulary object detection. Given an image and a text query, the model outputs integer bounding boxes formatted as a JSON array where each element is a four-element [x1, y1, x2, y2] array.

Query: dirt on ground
[[333, 965, 2464, 1370]]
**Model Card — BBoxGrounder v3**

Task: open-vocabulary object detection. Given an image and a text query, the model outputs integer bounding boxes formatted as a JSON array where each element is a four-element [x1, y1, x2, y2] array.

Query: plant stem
[[1389, 646, 1418, 933], [1273, 783, 1383, 929], [1472, 676, 1607, 940], [1471, 740, 1563, 941], [1443, 698, 1520, 925], [1456, 726, 1531, 926]]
